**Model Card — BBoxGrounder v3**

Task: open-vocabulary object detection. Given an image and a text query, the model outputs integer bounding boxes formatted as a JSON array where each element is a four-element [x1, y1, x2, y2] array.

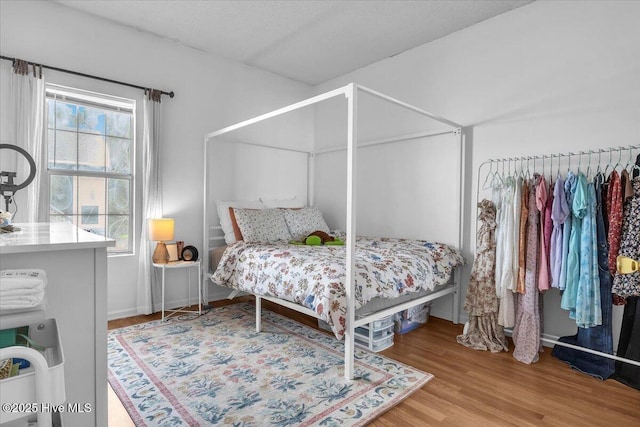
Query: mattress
[[210, 236, 464, 339]]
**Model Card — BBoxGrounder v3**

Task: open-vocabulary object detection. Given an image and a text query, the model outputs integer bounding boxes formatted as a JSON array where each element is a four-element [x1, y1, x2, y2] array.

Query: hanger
[[595, 149, 604, 184], [613, 147, 623, 171], [624, 145, 638, 172], [578, 151, 584, 175], [481, 161, 494, 190], [603, 148, 613, 177]]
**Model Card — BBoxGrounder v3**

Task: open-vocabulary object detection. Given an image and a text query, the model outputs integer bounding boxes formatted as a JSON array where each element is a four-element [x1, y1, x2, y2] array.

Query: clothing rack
[[475, 143, 640, 368], [477, 145, 640, 191]]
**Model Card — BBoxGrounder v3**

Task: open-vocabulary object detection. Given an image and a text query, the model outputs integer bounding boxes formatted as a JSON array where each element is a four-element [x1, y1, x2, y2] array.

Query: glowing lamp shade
[[149, 218, 174, 264]]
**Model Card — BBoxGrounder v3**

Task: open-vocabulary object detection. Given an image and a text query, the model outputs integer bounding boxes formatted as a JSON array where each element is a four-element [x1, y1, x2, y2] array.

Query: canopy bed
[[203, 83, 465, 380]]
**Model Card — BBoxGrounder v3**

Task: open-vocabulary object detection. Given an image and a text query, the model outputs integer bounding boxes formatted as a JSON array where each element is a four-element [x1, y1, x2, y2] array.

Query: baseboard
[[108, 307, 139, 321]]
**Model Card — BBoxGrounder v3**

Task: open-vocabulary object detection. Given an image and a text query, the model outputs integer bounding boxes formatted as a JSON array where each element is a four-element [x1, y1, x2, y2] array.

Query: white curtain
[[137, 90, 164, 315], [9, 60, 46, 222]]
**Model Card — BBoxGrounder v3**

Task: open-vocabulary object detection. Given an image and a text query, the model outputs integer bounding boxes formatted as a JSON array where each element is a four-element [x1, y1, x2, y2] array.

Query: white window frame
[[45, 84, 136, 255]]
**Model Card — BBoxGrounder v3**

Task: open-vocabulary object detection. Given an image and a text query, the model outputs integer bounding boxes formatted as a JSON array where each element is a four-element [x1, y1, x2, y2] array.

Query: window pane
[[50, 175, 75, 215], [108, 178, 129, 214], [108, 215, 129, 251], [51, 130, 78, 170], [55, 102, 77, 131], [106, 111, 132, 138], [47, 101, 55, 129], [47, 129, 55, 169], [78, 106, 106, 135], [78, 133, 106, 171], [106, 138, 131, 173], [77, 176, 106, 235]]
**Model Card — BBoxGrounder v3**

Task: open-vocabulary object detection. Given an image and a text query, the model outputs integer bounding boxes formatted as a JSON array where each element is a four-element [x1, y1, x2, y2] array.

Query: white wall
[[313, 0, 640, 335], [0, 0, 313, 319]]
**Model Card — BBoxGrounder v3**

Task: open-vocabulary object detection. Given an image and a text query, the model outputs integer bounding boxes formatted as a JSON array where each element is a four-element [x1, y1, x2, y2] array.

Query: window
[[46, 85, 135, 254]]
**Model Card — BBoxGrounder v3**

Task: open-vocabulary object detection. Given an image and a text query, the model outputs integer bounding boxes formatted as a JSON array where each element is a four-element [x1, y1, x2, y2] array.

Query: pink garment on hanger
[[536, 175, 551, 291], [513, 176, 542, 364], [544, 180, 553, 285]]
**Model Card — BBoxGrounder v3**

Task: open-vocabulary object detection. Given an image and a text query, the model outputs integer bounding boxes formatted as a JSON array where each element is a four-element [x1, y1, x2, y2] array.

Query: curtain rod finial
[[169, 91, 174, 99]]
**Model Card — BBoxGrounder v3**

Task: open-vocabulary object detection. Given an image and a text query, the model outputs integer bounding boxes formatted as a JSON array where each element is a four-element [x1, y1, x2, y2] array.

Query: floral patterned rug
[[108, 303, 433, 426]]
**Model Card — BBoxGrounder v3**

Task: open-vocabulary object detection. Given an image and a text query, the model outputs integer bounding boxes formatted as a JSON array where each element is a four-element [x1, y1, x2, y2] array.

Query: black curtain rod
[[0, 54, 174, 98]]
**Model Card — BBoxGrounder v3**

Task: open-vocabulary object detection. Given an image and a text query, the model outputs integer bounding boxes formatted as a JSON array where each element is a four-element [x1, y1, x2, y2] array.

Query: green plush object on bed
[[290, 235, 345, 246]]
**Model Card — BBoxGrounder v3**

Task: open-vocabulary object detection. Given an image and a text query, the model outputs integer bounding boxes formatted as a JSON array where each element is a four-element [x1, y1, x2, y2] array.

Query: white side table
[[153, 260, 202, 322]]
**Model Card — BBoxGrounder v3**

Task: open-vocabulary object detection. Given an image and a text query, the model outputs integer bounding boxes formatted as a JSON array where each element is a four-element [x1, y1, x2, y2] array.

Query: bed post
[[344, 83, 357, 381], [256, 296, 262, 332], [453, 269, 461, 324], [453, 127, 465, 325]]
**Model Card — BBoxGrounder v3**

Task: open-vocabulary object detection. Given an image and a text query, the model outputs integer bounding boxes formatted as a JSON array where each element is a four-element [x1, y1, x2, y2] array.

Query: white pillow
[[216, 200, 264, 244], [283, 206, 330, 241], [233, 208, 292, 243], [260, 196, 305, 208]]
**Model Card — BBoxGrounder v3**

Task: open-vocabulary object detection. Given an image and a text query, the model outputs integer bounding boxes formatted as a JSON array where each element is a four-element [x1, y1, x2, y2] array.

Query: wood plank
[[108, 298, 640, 426]]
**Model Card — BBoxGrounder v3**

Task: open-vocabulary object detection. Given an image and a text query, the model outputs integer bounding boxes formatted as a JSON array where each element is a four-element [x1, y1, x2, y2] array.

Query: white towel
[[0, 293, 45, 310], [0, 269, 47, 309], [0, 269, 47, 291]]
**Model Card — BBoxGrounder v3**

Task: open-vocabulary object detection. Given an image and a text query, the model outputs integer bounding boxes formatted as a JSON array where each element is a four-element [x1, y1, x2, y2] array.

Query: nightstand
[[153, 260, 202, 322]]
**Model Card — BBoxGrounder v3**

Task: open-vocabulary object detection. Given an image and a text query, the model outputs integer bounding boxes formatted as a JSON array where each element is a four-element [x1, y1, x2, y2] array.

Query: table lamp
[[149, 218, 174, 264]]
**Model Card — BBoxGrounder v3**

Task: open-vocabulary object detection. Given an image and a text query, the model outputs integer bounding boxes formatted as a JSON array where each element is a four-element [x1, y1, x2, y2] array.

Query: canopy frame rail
[[204, 82, 464, 380]]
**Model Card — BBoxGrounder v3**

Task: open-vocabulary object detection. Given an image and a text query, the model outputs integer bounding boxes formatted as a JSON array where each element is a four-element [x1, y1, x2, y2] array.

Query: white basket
[[0, 318, 65, 425]]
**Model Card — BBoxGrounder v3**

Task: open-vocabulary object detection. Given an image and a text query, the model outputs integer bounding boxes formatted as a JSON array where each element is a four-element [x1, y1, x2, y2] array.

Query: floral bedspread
[[210, 236, 465, 339]]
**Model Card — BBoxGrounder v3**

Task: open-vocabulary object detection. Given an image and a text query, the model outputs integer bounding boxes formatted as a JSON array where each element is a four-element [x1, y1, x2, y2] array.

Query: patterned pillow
[[233, 208, 291, 243], [216, 199, 264, 244], [283, 206, 330, 241]]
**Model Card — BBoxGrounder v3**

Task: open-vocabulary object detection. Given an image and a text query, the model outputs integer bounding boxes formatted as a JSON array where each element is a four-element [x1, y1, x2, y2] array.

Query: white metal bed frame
[[203, 83, 465, 380]]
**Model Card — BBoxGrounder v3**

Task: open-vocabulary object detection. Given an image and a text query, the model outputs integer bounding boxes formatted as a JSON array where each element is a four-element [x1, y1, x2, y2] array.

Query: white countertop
[[0, 222, 115, 254]]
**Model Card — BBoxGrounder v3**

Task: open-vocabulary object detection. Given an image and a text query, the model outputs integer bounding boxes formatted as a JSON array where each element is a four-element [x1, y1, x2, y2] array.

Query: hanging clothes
[[512, 175, 542, 364], [512, 176, 522, 291], [516, 178, 529, 294], [536, 175, 551, 291], [575, 179, 602, 328], [552, 173, 615, 380], [558, 171, 576, 291], [497, 176, 516, 328], [561, 172, 585, 316], [613, 153, 640, 390], [457, 200, 509, 353], [543, 178, 554, 285], [612, 175, 640, 298], [613, 297, 640, 390], [550, 175, 569, 288], [607, 170, 623, 274]]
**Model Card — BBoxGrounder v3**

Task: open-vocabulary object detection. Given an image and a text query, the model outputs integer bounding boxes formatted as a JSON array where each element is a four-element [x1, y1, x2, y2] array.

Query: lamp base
[[152, 242, 169, 264]]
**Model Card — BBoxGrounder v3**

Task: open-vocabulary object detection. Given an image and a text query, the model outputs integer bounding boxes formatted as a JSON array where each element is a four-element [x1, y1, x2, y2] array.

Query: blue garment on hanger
[[562, 172, 585, 316], [575, 181, 602, 328], [552, 173, 615, 380], [558, 171, 576, 291]]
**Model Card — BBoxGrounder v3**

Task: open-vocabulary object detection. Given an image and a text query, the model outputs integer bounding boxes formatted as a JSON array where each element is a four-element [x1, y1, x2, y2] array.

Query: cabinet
[[0, 223, 114, 427]]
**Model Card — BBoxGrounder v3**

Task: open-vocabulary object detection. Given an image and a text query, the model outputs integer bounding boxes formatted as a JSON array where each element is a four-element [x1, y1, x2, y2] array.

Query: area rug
[[108, 303, 433, 426]]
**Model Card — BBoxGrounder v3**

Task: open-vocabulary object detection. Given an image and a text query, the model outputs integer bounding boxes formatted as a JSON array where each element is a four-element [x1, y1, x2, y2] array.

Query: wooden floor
[[108, 298, 640, 426]]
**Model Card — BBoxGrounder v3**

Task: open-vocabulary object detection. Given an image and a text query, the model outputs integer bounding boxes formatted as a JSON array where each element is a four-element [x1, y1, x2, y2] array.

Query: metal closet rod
[[0, 54, 174, 99], [485, 144, 640, 164]]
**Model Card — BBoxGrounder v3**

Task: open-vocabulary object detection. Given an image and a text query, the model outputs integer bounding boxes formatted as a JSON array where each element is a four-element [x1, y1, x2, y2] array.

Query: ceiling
[[53, 0, 533, 85]]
